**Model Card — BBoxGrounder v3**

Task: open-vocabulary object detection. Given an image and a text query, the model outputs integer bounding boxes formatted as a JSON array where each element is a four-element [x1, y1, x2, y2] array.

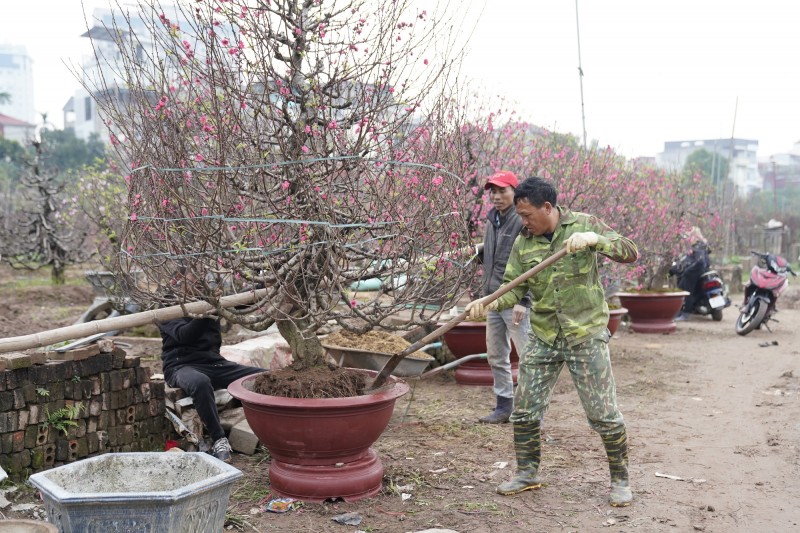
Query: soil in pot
[[252, 365, 366, 398], [250, 330, 424, 398]]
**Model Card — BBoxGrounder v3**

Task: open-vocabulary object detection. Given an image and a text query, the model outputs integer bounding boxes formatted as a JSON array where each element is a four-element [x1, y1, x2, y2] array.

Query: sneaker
[[674, 312, 689, 322], [211, 437, 232, 462]]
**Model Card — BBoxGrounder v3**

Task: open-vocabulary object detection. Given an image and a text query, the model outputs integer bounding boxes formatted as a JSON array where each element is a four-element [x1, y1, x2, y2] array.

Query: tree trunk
[[51, 262, 65, 285], [277, 319, 325, 370]]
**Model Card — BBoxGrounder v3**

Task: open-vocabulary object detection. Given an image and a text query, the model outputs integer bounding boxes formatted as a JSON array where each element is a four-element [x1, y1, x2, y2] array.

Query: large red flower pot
[[228, 370, 409, 502], [441, 321, 519, 386], [616, 291, 689, 334], [607, 307, 628, 337]]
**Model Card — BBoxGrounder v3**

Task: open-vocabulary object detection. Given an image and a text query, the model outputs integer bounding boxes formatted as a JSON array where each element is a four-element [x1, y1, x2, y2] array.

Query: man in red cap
[[474, 170, 531, 423]]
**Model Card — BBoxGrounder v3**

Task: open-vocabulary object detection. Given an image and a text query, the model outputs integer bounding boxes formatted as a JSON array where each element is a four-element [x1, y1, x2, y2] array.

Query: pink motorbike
[[735, 251, 796, 335]]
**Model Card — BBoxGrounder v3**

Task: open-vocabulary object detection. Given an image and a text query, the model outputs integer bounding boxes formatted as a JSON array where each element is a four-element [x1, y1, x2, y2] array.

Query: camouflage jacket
[[495, 207, 638, 347]]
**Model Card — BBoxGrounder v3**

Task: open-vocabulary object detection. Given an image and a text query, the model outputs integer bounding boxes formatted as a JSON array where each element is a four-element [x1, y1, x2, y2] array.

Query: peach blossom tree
[[467, 127, 725, 290], [526, 137, 725, 290], [84, 0, 478, 369]]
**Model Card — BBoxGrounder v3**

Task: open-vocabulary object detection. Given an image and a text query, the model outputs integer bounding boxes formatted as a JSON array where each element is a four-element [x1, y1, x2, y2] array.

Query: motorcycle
[[690, 269, 729, 321], [671, 251, 730, 321], [735, 251, 797, 336]]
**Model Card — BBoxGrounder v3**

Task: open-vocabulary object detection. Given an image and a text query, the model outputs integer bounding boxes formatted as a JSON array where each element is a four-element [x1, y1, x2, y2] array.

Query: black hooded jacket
[[159, 317, 226, 375]]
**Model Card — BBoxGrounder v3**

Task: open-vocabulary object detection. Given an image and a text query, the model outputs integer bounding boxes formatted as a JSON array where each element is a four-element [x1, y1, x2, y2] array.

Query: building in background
[[67, 5, 196, 144], [657, 138, 761, 195], [0, 44, 35, 125], [66, 7, 150, 143], [0, 113, 35, 144], [761, 141, 800, 192]]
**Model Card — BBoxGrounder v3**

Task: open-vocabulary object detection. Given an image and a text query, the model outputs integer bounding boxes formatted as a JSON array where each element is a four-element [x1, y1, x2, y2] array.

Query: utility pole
[[722, 97, 738, 261], [771, 157, 778, 219], [575, 0, 587, 151]]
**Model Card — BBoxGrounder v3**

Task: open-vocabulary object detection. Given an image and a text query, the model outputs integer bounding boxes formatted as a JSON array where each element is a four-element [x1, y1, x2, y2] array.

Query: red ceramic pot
[[607, 307, 628, 337], [442, 321, 519, 386], [616, 291, 689, 334], [228, 369, 408, 502]]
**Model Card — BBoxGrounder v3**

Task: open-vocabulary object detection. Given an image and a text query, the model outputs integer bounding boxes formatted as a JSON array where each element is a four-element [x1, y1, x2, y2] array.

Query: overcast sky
[[2, 0, 799, 159]]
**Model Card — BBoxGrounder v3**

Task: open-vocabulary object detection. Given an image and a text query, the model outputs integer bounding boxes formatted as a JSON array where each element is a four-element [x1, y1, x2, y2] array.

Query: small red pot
[[607, 307, 628, 337], [442, 321, 519, 386], [616, 291, 689, 334]]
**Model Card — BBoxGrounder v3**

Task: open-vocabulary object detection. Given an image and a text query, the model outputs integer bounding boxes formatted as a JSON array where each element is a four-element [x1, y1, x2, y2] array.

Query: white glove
[[465, 297, 498, 320], [564, 231, 599, 253]]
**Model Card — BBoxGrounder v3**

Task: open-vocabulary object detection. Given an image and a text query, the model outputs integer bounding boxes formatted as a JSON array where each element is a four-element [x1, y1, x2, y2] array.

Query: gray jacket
[[479, 207, 531, 308]]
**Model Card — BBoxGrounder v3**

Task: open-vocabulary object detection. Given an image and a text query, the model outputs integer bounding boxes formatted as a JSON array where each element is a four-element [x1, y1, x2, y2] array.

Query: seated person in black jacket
[[159, 316, 263, 462], [673, 227, 711, 321]]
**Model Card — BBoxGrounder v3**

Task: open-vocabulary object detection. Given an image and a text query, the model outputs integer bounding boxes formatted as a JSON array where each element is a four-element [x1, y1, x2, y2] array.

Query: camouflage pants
[[510, 330, 625, 435]]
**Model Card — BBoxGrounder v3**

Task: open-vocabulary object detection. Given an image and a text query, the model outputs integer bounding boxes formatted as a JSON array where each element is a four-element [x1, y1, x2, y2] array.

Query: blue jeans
[[486, 307, 530, 398]]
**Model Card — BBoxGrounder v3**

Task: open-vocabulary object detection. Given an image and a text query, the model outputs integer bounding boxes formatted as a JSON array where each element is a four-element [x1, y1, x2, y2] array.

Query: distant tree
[[0, 138, 26, 164], [0, 137, 93, 284], [0, 138, 27, 231], [734, 186, 800, 233], [684, 149, 730, 185], [73, 160, 128, 265], [38, 129, 106, 174], [0, 138, 26, 192]]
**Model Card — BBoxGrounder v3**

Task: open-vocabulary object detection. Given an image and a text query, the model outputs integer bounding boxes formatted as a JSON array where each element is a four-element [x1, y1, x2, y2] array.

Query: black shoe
[[211, 437, 232, 462]]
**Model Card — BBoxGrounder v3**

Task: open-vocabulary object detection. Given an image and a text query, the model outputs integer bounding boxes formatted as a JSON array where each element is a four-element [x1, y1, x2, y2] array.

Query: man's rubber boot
[[496, 420, 544, 495], [479, 395, 513, 424], [602, 430, 633, 507]]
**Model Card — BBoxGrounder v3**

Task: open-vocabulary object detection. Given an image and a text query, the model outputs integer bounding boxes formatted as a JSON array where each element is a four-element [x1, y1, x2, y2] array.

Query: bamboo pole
[[0, 288, 268, 354]]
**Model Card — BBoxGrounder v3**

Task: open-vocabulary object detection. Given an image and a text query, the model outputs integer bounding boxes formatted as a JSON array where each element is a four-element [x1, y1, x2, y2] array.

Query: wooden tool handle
[[370, 247, 568, 390]]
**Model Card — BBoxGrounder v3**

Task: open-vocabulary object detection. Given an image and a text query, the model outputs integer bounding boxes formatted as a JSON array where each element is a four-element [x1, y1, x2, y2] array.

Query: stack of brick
[[0, 340, 169, 480], [164, 385, 261, 455]]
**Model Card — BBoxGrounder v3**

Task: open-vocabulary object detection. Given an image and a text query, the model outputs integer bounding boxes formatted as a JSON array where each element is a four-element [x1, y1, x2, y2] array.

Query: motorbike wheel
[[735, 299, 768, 336], [711, 308, 723, 321]]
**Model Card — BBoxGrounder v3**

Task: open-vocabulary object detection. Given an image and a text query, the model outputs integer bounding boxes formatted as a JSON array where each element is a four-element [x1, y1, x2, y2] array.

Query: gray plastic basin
[[29, 452, 242, 533]]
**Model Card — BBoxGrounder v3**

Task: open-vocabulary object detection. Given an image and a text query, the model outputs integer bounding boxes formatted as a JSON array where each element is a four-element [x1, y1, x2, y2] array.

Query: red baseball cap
[[484, 170, 519, 190]]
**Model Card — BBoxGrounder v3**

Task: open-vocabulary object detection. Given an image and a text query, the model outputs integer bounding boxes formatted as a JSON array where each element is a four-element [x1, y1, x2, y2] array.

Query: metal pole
[[575, 0, 587, 151], [723, 98, 738, 260], [771, 158, 778, 219]]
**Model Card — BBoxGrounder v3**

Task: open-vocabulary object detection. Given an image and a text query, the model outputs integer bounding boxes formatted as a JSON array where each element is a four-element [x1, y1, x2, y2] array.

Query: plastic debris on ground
[[265, 497, 303, 513], [331, 512, 363, 525]]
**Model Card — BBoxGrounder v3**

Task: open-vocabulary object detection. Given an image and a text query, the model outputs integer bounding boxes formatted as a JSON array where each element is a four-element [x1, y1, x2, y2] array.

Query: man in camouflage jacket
[[466, 176, 638, 507]]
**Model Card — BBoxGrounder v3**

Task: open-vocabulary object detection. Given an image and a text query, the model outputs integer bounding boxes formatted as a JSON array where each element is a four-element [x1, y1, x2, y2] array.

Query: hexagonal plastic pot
[[28, 452, 241, 533]]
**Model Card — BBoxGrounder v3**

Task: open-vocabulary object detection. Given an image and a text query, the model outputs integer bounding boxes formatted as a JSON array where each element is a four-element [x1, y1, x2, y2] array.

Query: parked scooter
[[735, 251, 796, 335], [670, 249, 730, 321], [690, 269, 729, 320]]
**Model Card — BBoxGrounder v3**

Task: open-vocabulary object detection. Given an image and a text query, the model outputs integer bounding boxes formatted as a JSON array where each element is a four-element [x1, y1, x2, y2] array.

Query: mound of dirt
[[323, 329, 431, 359]]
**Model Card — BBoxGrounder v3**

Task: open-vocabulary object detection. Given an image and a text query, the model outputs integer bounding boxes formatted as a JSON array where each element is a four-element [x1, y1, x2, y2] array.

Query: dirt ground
[[1, 267, 799, 532]]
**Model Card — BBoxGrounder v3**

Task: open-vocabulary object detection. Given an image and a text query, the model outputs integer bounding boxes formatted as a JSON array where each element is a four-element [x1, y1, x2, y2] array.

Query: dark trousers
[[678, 262, 705, 313], [166, 361, 263, 441]]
